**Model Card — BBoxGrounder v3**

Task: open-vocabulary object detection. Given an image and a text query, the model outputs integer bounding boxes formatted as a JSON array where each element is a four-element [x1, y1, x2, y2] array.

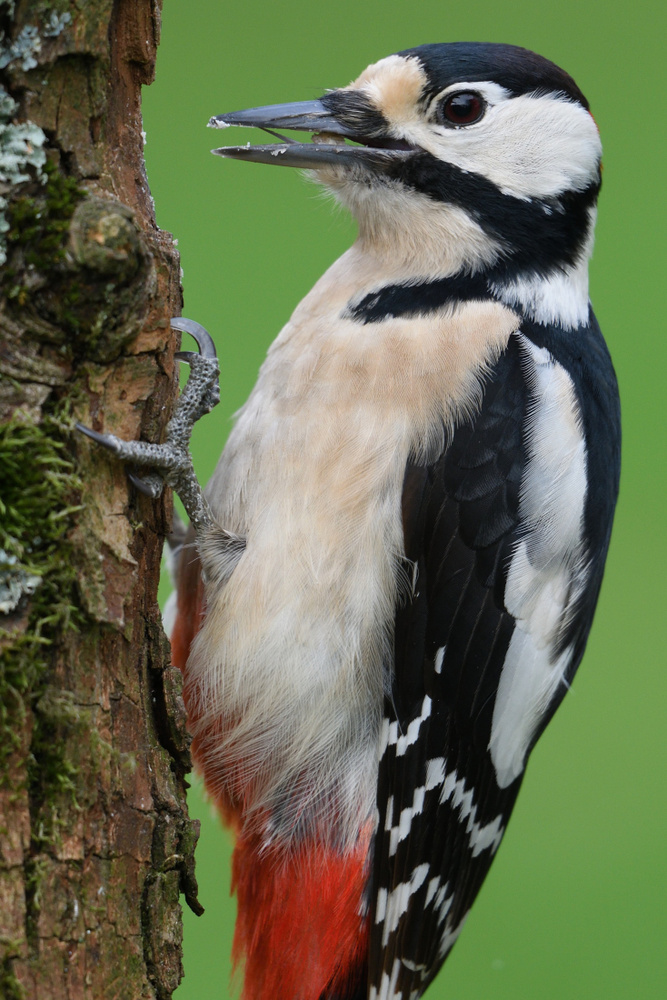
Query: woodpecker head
[[211, 43, 601, 290]]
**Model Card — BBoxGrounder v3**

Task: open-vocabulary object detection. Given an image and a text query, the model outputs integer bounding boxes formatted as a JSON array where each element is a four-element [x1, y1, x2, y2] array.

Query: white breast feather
[[185, 245, 519, 846]]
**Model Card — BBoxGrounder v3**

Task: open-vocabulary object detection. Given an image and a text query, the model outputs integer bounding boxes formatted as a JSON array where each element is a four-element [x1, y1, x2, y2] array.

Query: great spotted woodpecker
[[79, 41, 620, 1000]]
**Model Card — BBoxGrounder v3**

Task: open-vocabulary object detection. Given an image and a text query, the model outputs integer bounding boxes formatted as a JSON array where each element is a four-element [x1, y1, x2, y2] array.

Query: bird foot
[[77, 317, 220, 535]]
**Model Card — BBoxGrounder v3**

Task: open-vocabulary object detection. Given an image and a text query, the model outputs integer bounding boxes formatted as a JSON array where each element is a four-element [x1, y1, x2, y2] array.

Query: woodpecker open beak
[[209, 98, 415, 170]]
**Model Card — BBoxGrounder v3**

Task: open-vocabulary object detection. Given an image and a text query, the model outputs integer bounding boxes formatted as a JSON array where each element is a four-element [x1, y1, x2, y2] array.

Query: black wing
[[368, 318, 620, 999]]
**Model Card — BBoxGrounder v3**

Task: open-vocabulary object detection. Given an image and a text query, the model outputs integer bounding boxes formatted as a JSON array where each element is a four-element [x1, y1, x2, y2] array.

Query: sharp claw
[[175, 350, 199, 364], [75, 422, 119, 453], [128, 472, 165, 498], [170, 317, 217, 359]]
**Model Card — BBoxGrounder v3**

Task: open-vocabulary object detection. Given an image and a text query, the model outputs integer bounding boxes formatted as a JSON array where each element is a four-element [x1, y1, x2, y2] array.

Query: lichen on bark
[[0, 2, 201, 997]]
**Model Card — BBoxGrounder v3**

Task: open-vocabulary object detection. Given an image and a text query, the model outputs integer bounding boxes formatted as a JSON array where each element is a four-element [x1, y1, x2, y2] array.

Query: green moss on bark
[[1, 4, 197, 993], [3, 159, 83, 280], [0, 407, 83, 777], [0, 954, 25, 1000]]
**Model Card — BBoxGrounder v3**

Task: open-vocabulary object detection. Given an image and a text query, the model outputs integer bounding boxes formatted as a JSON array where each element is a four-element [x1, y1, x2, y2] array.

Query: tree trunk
[[0, 2, 201, 997]]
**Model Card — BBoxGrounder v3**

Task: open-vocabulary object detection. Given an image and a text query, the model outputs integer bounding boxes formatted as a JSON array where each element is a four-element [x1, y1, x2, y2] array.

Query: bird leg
[[76, 317, 220, 537]]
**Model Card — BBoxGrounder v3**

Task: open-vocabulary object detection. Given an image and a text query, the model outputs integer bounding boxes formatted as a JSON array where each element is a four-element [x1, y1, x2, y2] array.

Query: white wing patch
[[490, 335, 588, 788]]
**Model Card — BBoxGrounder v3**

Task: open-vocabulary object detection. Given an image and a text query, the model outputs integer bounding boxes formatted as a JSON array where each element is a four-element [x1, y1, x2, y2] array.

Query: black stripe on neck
[[384, 154, 600, 275], [347, 273, 493, 324], [348, 157, 599, 325]]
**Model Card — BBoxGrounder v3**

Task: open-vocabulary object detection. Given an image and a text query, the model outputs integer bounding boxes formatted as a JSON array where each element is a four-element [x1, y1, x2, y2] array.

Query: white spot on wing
[[377, 863, 430, 945], [398, 787, 425, 838], [469, 813, 505, 855], [388, 785, 426, 855], [380, 696, 432, 762], [369, 958, 402, 1000], [438, 911, 469, 960], [425, 876, 441, 906], [400, 958, 427, 974], [385, 754, 503, 864], [434, 645, 446, 674], [375, 887, 388, 924], [425, 757, 445, 789], [384, 795, 395, 831], [396, 696, 432, 756], [435, 885, 454, 925], [438, 765, 505, 856]]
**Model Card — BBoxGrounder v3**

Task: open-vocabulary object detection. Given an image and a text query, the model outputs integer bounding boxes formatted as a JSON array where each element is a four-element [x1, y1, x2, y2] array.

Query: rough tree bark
[[0, 2, 201, 998]]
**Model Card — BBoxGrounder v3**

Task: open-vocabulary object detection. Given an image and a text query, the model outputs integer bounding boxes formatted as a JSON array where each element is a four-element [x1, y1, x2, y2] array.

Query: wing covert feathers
[[369, 318, 620, 998]]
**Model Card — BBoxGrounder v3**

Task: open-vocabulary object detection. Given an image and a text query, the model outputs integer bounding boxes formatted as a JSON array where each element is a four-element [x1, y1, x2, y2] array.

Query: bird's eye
[[439, 92, 485, 126]]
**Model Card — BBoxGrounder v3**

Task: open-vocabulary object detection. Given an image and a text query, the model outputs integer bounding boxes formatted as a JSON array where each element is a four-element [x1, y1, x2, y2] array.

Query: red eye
[[440, 92, 485, 126]]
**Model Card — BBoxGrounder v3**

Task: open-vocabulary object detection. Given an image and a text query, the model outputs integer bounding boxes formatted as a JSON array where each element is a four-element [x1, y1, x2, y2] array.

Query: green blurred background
[[143, 1, 666, 997]]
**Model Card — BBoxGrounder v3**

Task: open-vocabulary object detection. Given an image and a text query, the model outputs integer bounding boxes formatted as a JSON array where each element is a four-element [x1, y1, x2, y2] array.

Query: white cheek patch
[[406, 91, 601, 200], [489, 334, 589, 788]]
